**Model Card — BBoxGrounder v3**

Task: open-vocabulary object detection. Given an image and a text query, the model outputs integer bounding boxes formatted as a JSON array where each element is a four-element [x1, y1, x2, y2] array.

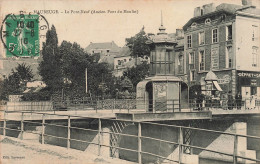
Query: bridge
[[0, 101, 260, 164]]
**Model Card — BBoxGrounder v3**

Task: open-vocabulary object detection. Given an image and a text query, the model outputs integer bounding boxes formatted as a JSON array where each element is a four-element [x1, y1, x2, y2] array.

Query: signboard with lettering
[[9, 95, 23, 102], [218, 75, 231, 84], [237, 71, 260, 78], [211, 47, 219, 69]]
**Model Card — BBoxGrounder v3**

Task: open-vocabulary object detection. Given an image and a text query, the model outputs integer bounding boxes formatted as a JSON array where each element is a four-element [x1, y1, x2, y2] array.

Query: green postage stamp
[[1, 13, 48, 57]]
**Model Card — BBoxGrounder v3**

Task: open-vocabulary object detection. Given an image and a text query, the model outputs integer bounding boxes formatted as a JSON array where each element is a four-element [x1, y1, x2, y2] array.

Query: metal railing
[[189, 98, 260, 111], [0, 110, 259, 164], [0, 98, 259, 117]]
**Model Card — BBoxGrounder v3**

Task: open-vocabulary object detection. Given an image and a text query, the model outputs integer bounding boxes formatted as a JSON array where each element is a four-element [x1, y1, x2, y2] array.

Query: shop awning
[[213, 81, 223, 91]]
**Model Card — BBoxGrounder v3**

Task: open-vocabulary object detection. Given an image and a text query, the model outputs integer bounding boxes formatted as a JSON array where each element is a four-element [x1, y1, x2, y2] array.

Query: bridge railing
[[0, 110, 259, 164], [1, 98, 259, 114], [189, 98, 260, 111]]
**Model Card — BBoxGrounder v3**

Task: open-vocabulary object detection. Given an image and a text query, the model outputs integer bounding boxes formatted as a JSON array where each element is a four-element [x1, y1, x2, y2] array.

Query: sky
[[1, 0, 260, 50]]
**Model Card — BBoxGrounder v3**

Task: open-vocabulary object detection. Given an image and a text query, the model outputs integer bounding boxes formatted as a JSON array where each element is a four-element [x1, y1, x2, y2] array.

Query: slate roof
[[114, 46, 131, 58], [183, 3, 260, 30], [85, 41, 120, 53]]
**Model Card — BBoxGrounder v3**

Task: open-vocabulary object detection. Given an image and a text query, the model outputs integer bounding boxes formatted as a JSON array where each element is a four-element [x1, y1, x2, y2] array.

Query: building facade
[[182, 1, 260, 99], [85, 41, 120, 56]]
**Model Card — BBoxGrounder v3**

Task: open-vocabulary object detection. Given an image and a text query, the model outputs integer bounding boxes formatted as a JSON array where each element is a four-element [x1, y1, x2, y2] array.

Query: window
[[212, 29, 218, 43], [199, 50, 205, 71], [124, 59, 127, 62], [199, 31, 205, 45], [118, 60, 121, 65], [189, 52, 195, 69], [107, 50, 109, 53], [226, 25, 232, 40], [201, 9, 204, 15], [150, 50, 174, 75], [191, 22, 197, 28], [252, 46, 258, 67], [187, 35, 192, 48], [226, 46, 232, 68], [190, 70, 195, 81], [252, 25, 259, 41], [205, 18, 211, 24], [178, 54, 184, 74], [220, 14, 226, 22]]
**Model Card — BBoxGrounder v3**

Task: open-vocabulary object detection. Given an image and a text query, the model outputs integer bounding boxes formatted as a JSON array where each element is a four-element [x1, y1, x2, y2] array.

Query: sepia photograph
[[0, 0, 260, 163]]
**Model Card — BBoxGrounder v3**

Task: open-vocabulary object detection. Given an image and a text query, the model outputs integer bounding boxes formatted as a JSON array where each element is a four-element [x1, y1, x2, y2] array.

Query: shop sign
[[211, 47, 219, 69], [237, 71, 260, 78], [218, 75, 231, 84], [9, 95, 22, 102]]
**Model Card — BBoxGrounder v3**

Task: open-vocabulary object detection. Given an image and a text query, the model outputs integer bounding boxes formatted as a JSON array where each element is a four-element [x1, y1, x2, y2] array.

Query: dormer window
[[220, 14, 226, 22], [205, 18, 211, 25], [191, 22, 197, 28]]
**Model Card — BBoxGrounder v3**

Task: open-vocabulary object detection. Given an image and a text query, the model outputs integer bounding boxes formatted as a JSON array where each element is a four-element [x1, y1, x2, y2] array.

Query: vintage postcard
[[0, 0, 260, 163]]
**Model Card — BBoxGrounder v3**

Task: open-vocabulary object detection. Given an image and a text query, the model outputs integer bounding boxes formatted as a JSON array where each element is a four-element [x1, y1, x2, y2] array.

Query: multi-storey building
[[182, 1, 260, 98], [85, 41, 120, 56]]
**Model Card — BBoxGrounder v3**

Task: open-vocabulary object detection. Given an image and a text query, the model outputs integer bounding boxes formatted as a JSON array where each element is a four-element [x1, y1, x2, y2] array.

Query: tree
[[60, 41, 92, 95], [125, 26, 150, 59], [12, 63, 34, 82], [39, 25, 63, 91], [60, 41, 116, 98], [123, 62, 149, 90], [0, 63, 34, 100]]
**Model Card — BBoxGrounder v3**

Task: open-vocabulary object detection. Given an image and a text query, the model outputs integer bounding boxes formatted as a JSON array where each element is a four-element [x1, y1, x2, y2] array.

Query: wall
[[119, 123, 179, 163], [6, 101, 53, 111], [235, 15, 260, 71], [114, 56, 132, 70]]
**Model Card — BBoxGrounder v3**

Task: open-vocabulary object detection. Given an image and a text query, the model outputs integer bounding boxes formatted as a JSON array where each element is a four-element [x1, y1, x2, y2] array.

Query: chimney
[[176, 29, 184, 39], [242, 0, 252, 6], [202, 3, 216, 15], [194, 7, 201, 17]]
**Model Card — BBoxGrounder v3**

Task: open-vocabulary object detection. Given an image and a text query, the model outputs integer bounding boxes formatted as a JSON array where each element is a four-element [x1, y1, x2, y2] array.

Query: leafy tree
[[123, 62, 149, 90], [39, 25, 63, 91], [125, 26, 150, 59], [60, 41, 116, 98], [12, 63, 34, 82], [0, 63, 34, 100]]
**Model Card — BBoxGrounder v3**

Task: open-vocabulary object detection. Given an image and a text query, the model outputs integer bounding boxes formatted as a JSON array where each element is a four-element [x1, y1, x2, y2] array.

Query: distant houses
[[85, 41, 150, 77]]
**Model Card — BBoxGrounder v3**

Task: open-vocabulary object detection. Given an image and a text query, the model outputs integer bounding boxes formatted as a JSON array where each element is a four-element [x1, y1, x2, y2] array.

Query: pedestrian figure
[[221, 92, 228, 110], [227, 91, 233, 110], [197, 93, 204, 111], [245, 92, 250, 110], [194, 92, 199, 110], [250, 94, 256, 110], [235, 92, 242, 110]]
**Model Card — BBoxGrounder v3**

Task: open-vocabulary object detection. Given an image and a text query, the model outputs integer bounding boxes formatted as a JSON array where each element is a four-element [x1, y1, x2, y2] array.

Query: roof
[[168, 33, 184, 48], [114, 46, 131, 58], [205, 70, 218, 81], [85, 41, 120, 52], [146, 75, 182, 82], [183, 3, 260, 30]]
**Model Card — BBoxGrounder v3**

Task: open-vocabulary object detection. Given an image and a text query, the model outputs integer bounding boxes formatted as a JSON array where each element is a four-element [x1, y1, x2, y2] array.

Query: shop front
[[237, 70, 260, 100], [196, 70, 233, 97]]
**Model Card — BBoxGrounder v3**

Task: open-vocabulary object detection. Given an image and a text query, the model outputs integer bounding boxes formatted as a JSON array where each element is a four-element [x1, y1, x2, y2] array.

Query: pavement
[[0, 135, 136, 164]]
